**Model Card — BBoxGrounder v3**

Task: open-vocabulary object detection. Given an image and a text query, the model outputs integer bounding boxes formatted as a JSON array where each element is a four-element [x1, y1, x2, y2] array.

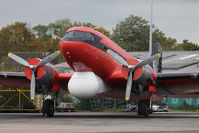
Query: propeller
[[107, 49, 161, 101], [8, 51, 60, 100]]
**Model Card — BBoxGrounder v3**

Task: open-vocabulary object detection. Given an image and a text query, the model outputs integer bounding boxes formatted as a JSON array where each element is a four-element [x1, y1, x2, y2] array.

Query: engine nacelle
[[37, 63, 58, 84], [133, 65, 153, 92], [68, 72, 110, 99]]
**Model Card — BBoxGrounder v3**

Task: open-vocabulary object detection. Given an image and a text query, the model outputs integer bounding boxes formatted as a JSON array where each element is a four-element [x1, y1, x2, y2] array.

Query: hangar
[[130, 51, 199, 73]]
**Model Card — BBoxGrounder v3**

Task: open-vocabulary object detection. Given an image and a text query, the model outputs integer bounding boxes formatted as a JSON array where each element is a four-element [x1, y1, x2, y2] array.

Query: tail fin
[[151, 43, 162, 73]]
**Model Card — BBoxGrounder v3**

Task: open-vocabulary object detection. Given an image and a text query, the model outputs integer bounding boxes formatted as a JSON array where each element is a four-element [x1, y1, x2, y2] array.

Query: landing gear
[[137, 94, 153, 117], [137, 100, 150, 117], [42, 99, 54, 117], [42, 95, 55, 117]]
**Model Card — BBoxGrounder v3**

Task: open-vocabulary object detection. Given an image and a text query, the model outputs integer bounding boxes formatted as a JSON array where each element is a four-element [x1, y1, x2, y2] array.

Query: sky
[[0, 0, 199, 44]]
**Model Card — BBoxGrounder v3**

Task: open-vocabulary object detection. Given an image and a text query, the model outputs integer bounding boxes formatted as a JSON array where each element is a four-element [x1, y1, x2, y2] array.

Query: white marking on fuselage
[[179, 54, 197, 60]]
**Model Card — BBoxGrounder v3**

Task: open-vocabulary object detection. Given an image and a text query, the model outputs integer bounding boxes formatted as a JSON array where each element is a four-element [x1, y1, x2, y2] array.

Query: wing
[[105, 70, 127, 89], [156, 72, 199, 96], [0, 72, 30, 88], [0, 72, 73, 91], [55, 73, 73, 90]]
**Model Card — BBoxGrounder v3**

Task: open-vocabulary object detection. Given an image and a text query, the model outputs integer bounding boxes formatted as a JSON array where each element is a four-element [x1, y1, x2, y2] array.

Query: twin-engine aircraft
[[1, 27, 199, 117]]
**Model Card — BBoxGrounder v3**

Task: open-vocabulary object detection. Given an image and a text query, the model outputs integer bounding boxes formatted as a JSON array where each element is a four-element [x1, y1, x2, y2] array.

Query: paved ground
[[0, 112, 199, 133]]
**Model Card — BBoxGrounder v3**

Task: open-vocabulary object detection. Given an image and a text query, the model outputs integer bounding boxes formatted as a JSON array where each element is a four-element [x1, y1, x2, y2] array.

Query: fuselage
[[59, 27, 152, 99], [60, 27, 144, 81]]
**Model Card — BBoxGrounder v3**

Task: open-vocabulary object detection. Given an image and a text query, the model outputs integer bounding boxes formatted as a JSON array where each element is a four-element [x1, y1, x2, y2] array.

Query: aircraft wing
[[0, 72, 73, 90], [0, 72, 30, 88], [54, 73, 73, 90], [156, 72, 199, 96]]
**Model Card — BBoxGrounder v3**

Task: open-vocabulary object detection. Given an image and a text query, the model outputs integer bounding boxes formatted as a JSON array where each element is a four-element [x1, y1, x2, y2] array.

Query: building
[[130, 51, 199, 73]]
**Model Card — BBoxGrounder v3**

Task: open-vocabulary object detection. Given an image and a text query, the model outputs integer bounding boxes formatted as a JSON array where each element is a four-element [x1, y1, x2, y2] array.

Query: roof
[[129, 51, 199, 69]]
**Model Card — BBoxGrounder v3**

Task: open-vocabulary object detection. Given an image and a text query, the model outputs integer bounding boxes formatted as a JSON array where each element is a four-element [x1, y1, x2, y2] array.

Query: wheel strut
[[42, 94, 56, 117]]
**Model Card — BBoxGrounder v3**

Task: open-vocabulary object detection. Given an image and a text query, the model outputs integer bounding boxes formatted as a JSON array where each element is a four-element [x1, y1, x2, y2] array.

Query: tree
[[112, 15, 150, 51], [33, 19, 73, 41], [33, 19, 109, 52], [33, 25, 49, 41], [177, 40, 199, 51], [95, 27, 111, 38], [73, 21, 96, 29], [48, 19, 73, 37], [0, 22, 37, 61], [112, 14, 177, 51], [0, 18, 111, 62]]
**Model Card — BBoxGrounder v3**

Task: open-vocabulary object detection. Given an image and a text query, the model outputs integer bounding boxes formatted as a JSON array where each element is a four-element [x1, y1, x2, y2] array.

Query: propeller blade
[[135, 53, 161, 68], [30, 72, 36, 100], [107, 49, 128, 67], [8, 53, 30, 67], [37, 51, 61, 67], [125, 71, 133, 101]]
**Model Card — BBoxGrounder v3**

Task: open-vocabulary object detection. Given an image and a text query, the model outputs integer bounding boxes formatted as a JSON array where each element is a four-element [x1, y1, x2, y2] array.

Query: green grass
[[169, 109, 199, 112]]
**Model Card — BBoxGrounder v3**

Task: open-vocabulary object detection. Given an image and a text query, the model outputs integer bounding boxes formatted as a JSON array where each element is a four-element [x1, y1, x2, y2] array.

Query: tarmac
[[0, 112, 199, 133]]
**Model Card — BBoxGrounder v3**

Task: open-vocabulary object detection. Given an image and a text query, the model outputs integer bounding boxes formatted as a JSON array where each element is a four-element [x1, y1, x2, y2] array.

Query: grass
[[169, 109, 199, 112]]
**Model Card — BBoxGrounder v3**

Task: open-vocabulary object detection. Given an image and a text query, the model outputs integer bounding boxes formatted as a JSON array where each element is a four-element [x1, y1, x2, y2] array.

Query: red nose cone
[[24, 58, 45, 80]]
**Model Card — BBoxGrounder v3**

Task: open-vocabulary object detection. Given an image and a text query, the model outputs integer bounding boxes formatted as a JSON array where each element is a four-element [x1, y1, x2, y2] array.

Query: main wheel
[[137, 100, 149, 117], [42, 100, 54, 117]]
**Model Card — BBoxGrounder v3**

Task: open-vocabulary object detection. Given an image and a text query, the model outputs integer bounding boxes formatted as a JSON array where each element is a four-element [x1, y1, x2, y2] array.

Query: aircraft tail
[[151, 42, 162, 73]]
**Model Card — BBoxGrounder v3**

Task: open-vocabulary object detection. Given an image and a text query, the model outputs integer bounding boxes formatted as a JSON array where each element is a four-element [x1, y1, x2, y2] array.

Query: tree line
[[112, 14, 199, 51], [0, 14, 198, 62]]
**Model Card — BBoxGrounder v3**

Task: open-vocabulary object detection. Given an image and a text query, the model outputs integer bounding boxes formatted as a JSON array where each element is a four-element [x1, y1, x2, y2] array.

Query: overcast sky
[[0, 0, 199, 44]]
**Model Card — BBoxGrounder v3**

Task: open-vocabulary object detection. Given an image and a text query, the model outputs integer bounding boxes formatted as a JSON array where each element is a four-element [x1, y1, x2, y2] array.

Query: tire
[[138, 100, 149, 117], [43, 100, 54, 117]]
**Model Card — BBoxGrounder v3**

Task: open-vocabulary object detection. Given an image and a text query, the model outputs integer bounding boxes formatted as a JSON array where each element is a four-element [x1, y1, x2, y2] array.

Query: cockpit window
[[62, 30, 101, 42]]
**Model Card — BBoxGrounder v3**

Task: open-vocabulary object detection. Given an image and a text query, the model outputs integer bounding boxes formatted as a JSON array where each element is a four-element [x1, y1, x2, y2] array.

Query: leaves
[[176, 40, 199, 51], [95, 27, 111, 38], [0, 22, 36, 61], [112, 15, 150, 51], [111, 14, 193, 51], [0, 19, 111, 63]]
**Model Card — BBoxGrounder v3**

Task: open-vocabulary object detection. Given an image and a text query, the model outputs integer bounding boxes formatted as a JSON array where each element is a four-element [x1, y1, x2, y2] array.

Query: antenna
[[51, 33, 65, 41]]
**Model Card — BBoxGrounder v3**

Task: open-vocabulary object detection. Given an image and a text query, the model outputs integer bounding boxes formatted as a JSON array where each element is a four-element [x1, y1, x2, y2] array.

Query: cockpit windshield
[[62, 30, 95, 41], [62, 30, 102, 42]]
